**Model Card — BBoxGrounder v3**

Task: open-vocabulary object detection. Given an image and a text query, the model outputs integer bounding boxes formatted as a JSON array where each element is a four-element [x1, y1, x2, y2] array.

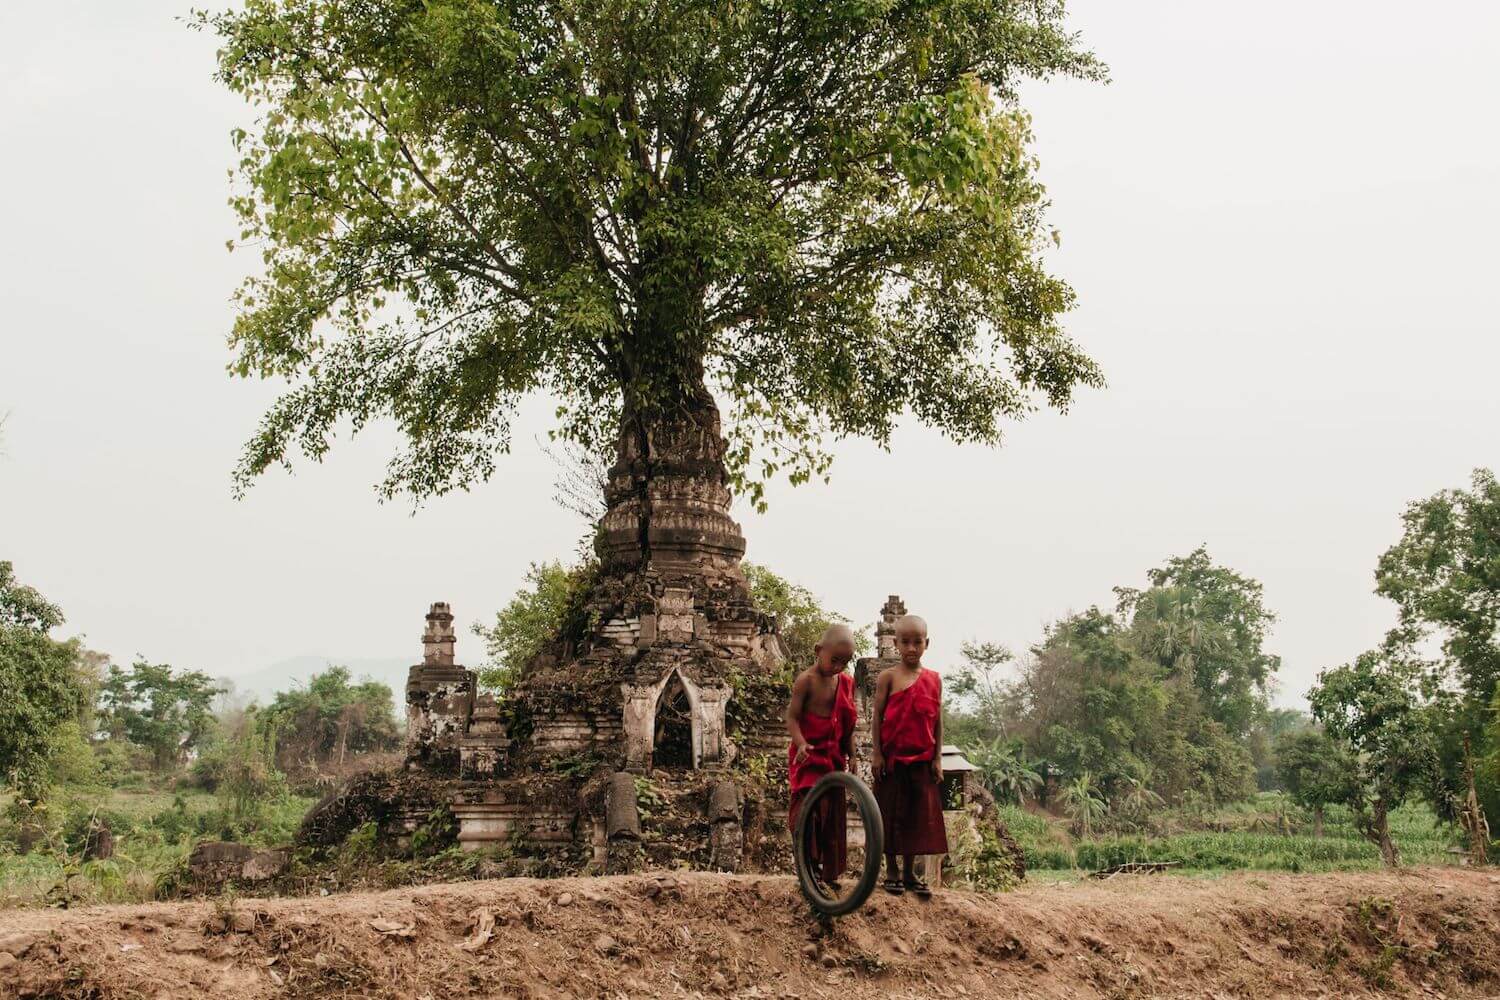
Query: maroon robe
[[787, 671, 857, 882], [876, 668, 948, 856]]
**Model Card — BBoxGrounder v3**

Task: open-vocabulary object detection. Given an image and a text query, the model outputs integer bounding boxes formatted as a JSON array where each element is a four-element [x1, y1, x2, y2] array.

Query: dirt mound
[[3, 868, 1498, 998]]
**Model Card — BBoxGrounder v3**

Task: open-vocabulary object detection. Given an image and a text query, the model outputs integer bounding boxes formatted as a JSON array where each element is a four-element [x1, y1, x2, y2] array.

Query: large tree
[[1377, 468, 1500, 700], [258, 665, 401, 772], [1373, 468, 1500, 829], [99, 661, 225, 772], [0, 562, 84, 805], [1116, 547, 1280, 735], [1274, 726, 1356, 837], [205, 0, 1104, 512], [1309, 650, 1438, 867]]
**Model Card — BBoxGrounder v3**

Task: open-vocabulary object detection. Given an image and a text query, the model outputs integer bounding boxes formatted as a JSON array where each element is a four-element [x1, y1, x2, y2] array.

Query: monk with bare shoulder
[[870, 615, 947, 897], [785, 624, 858, 889]]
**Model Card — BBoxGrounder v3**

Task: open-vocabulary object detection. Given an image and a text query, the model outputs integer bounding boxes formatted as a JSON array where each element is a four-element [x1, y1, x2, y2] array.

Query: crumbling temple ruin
[[396, 586, 1002, 885], [402, 401, 790, 871], [378, 394, 1017, 878], [292, 403, 1025, 881]]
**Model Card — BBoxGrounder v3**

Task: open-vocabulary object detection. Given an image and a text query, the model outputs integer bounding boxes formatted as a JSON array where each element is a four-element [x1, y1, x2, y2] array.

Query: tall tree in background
[[99, 661, 225, 772], [206, 0, 1104, 514], [1309, 650, 1438, 866], [1274, 727, 1356, 837], [1117, 547, 1280, 735], [1375, 468, 1500, 823], [0, 562, 84, 806], [258, 665, 400, 773], [947, 639, 1018, 744], [1378, 469, 1500, 700]]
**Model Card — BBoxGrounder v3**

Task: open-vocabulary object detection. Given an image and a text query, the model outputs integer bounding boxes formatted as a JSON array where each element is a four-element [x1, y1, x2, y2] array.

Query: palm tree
[[1115, 773, 1165, 819], [1060, 772, 1109, 838], [1135, 587, 1226, 679], [970, 738, 1042, 805]]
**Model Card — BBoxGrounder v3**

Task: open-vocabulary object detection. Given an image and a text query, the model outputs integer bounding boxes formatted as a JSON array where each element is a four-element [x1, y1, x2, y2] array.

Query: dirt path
[[2, 868, 1498, 998]]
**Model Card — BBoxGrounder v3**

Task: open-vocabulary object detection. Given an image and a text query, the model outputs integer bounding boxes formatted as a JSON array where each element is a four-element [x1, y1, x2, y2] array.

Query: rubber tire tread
[[793, 770, 883, 917]]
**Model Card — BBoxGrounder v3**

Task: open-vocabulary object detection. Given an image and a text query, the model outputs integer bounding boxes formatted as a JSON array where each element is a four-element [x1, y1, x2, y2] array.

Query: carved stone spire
[[595, 396, 747, 576], [876, 595, 907, 660], [422, 602, 457, 667]]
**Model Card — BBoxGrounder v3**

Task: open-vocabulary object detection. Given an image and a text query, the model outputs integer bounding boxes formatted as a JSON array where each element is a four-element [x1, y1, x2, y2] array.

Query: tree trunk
[[1372, 799, 1400, 867], [1313, 805, 1324, 839]]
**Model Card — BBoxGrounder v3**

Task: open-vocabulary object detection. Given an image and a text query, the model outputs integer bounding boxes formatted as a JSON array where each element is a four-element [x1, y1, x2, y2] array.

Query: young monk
[[785, 624, 858, 889], [871, 614, 947, 897]]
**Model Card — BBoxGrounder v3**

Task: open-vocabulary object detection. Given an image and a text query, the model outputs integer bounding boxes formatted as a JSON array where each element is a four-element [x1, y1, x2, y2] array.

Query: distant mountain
[[220, 655, 412, 705]]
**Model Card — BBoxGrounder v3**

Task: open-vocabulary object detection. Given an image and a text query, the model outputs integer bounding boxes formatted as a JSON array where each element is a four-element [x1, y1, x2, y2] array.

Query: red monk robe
[[875, 668, 948, 856], [787, 671, 857, 883]]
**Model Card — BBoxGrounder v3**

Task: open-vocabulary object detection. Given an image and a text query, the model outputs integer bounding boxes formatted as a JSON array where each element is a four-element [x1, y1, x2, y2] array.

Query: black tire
[[793, 770, 883, 917]]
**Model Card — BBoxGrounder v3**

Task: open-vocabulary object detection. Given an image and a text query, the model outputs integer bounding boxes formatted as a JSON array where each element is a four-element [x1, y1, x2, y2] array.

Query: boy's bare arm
[[870, 670, 890, 776], [839, 712, 855, 769], [786, 672, 811, 762]]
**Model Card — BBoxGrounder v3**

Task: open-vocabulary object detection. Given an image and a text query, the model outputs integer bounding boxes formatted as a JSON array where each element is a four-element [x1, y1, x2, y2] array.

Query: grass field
[[0, 787, 312, 908], [2, 787, 1469, 908], [999, 792, 1463, 877]]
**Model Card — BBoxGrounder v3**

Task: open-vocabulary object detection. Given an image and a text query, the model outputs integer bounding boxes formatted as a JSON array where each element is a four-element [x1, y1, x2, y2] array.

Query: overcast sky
[[2, 1, 1497, 706]]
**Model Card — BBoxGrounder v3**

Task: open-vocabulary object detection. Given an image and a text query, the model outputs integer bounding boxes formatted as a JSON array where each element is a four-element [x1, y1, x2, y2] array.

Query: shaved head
[[813, 622, 856, 672], [894, 615, 928, 638], [818, 623, 854, 646]]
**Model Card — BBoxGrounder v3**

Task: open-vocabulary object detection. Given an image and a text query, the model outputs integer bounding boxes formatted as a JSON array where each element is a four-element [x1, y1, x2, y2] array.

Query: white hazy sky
[[2, 2, 1497, 706]]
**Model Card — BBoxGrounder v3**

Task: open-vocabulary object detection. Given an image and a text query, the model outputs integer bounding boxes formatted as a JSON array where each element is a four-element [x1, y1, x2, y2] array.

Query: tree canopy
[[99, 661, 225, 772], [1274, 727, 1356, 828], [257, 664, 401, 772], [1377, 467, 1500, 703], [474, 560, 599, 689], [0, 559, 63, 633], [204, 0, 1105, 506], [0, 562, 84, 803], [1309, 650, 1439, 866], [1371, 468, 1500, 834], [742, 561, 868, 667], [940, 549, 1280, 807], [1115, 546, 1279, 735]]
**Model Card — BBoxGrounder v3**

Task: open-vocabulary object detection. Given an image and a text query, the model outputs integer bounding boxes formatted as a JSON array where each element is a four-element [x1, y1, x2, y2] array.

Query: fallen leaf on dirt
[[370, 917, 416, 938], [459, 908, 496, 952]]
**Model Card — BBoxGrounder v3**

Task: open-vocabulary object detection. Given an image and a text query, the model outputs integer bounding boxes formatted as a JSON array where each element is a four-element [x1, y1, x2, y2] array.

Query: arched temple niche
[[651, 672, 697, 770], [621, 667, 733, 772]]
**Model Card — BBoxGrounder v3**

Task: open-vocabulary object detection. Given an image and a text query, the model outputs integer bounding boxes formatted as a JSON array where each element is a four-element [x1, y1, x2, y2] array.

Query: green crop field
[[998, 792, 1462, 878]]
